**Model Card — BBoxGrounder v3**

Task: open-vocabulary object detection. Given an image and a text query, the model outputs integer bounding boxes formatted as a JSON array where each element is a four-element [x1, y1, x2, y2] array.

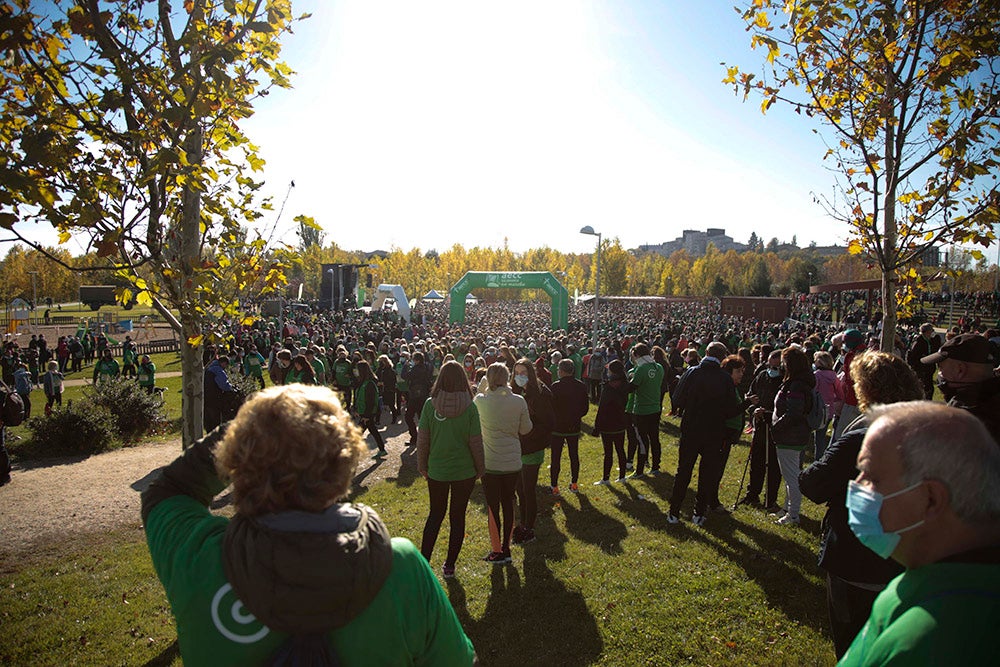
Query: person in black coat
[[403, 352, 433, 445], [549, 358, 590, 493], [737, 349, 783, 510], [511, 359, 553, 545], [799, 349, 923, 659], [667, 341, 743, 526], [593, 359, 635, 483]]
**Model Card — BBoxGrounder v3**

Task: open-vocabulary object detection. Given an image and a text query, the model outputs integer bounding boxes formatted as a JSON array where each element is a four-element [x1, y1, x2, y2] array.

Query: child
[[42, 360, 64, 411]]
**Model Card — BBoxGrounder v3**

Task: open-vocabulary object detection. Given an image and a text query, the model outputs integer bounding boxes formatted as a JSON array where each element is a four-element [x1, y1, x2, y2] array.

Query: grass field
[[0, 411, 838, 666]]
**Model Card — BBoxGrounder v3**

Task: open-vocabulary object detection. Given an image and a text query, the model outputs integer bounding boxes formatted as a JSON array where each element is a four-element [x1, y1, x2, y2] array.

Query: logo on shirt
[[211, 583, 270, 644]]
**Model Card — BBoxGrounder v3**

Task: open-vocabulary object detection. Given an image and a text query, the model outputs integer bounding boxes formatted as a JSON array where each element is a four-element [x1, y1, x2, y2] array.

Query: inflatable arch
[[449, 272, 568, 330]]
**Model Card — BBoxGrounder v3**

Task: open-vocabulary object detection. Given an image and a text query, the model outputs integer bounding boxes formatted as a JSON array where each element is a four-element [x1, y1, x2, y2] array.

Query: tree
[[748, 231, 761, 253], [296, 214, 324, 251], [728, 0, 1000, 350], [0, 1, 305, 445]]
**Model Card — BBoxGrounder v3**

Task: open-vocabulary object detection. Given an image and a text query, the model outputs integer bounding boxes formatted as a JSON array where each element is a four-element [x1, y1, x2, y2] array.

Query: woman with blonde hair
[[800, 350, 923, 658], [474, 362, 533, 564], [141, 384, 475, 665], [417, 361, 484, 578]]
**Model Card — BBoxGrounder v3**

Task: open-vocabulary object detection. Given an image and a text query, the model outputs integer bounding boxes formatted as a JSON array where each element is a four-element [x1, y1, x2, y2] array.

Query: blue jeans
[[814, 418, 832, 460]]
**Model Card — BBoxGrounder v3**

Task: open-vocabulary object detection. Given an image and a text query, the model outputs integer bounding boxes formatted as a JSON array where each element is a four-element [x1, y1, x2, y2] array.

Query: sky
[[13, 1, 997, 262], [242, 0, 842, 255]]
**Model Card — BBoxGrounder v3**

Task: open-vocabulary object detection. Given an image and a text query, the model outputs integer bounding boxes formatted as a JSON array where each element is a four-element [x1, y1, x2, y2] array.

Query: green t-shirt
[[242, 353, 265, 378], [333, 359, 353, 387], [839, 560, 1000, 666], [146, 497, 475, 667], [310, 358, 327, 384], [418, 398, 480, 481], [137, 362, 156, 387], [628, 361, 664, 415]]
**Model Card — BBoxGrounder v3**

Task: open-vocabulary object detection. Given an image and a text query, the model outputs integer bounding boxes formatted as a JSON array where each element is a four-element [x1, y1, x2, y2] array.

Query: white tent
[[422, 289, 445, 301], [465, 293, 479, 304]]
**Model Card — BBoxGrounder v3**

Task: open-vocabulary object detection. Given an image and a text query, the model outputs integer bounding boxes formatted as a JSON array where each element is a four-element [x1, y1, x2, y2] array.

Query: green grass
[[0, 414, 837, 666]]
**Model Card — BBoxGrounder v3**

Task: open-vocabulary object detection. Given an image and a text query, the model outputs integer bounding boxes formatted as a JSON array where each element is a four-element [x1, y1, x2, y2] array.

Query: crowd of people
[[0, 291, 983, 664]]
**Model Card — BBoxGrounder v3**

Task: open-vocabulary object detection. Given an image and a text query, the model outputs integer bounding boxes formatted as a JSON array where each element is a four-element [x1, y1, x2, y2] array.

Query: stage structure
[[320, 263, 364, 311], [449, 272, 568, 330]]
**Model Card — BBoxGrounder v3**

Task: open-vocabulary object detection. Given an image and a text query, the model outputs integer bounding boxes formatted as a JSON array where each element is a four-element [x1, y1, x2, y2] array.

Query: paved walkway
[[61, 371, 183, 388]]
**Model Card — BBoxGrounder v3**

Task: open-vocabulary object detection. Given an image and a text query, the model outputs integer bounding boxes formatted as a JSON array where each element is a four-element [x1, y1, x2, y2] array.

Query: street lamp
[[28, 271, 38, 313], [580, 226, 601, 349]]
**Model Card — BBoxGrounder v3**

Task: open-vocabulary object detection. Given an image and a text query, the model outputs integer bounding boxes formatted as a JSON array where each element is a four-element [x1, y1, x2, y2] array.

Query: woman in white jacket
[[474, 362, 533, 564]]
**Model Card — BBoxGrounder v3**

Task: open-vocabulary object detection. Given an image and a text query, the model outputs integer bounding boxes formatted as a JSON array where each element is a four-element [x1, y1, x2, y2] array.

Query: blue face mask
[[767, 368, 781, 378], [513, 374, 529, 387], [846, 480, 925, 559]]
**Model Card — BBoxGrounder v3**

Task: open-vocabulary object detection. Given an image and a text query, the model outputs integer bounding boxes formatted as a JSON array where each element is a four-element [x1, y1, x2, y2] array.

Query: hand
[[748, 394, 760, 406]]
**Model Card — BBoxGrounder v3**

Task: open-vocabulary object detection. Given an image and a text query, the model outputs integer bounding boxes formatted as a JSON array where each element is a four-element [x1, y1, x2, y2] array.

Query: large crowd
[[8, 294, 1000, 665]]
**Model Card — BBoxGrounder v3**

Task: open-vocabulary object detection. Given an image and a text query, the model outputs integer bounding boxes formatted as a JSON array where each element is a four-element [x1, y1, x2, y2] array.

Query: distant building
[[637, 229, 747, 257]]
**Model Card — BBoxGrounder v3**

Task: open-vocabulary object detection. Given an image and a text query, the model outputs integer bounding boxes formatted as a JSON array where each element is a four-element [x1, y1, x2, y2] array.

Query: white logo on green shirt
[[210, 583, 270, 644]]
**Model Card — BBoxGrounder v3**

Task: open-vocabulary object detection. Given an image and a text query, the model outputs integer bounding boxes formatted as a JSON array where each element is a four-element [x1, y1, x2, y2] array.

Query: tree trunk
[[179, 123, 205, 448], [880, 18, 898, 354]]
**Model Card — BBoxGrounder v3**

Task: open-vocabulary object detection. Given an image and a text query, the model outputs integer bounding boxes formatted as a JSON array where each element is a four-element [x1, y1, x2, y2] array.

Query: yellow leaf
[[134, 278, 147, 290], [58, 230, 72, 244], [136, 290, 153, 306], [848, 239, 863, 255], [754, 12, 770, 29], [187, 334, 204, 347]]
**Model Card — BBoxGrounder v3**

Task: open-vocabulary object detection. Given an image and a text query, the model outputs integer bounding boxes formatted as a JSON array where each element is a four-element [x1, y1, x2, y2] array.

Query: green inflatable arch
[[449, 271, 569, 330]]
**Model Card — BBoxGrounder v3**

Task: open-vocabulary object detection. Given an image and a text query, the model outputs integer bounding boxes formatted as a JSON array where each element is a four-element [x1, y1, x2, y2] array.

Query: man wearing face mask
[[920, 332, 1000, 446], [841, 401, 1000, 665]]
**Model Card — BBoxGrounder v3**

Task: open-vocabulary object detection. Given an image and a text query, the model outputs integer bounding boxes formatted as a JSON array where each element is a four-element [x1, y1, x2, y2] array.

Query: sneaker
[[776, 514, 800, 526], [483, 551, 512, 565], [593, 479, 610, 486], [373, 450, 387, 459], [570, 483, 579, 493], [764, 503, 783, 514], [736, 495, 763, 509], [649, 468, 661, 476], [615, 476, 627, 483], [625, 461, 634, 471], [442, 563, 456, 578], [627, 472, 645, 480], [692, 514, 707, 527], [666, 512, 680, 525], [550, 485, 561, 496], [518, 528, 536, 545]]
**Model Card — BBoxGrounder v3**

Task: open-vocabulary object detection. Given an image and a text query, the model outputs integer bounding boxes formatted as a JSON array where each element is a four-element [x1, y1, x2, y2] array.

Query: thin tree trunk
[[179, 123, 204, 448]]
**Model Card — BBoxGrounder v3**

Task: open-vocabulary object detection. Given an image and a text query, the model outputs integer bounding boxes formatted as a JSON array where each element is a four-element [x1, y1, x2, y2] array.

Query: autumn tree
[[729, 0, 1000, 350], [0, 1, 305, 445]]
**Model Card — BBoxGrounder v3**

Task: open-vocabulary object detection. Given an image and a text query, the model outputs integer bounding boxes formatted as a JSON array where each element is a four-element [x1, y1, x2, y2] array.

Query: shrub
[[84, 376, 168, 441], [25, 402, 119, 455]]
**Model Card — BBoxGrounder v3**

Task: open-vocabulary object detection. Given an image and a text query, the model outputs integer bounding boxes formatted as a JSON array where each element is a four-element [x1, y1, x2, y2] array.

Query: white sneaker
[[692, 514, 707, 527], [615, 477, 627, 483], [776, 514, 800, 526], [666, 513, 680, 525], [593, 479, 610, 486]]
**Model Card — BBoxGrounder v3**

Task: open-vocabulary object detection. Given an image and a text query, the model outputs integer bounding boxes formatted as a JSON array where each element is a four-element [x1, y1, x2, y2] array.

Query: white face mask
[[514, 374, 529, 387]]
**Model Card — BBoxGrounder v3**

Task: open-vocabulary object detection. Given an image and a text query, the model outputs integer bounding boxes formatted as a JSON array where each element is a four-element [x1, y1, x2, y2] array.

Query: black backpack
[[0, 380, 26, 427]]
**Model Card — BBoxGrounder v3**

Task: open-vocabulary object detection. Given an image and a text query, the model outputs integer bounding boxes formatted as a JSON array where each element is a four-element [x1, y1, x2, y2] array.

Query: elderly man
[[920, 332, 1000, 445], [840, 401, 1000, 665]]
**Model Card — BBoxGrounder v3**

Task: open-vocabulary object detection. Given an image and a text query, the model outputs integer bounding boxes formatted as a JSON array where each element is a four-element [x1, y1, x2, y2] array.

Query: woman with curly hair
[[416, 361, 484, 578], [800, 350, 924, 659], [141, 384, 476, 665]]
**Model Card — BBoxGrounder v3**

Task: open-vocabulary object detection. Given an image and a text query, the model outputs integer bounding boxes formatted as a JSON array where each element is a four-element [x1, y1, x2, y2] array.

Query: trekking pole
[[732, 445, 752, 511]]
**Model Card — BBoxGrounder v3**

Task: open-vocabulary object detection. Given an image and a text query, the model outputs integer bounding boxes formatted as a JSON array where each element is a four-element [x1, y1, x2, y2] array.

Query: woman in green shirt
[[416, 361, 484, 578], [284, 354, 315, 386]]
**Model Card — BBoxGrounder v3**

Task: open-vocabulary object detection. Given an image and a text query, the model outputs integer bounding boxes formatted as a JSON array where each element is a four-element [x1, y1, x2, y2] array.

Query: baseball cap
[[921, 333, 997, 365]]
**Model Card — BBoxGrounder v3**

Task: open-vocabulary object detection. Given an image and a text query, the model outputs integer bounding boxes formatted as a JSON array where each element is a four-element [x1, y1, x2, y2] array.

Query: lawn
[[0, 412, 837, 666]]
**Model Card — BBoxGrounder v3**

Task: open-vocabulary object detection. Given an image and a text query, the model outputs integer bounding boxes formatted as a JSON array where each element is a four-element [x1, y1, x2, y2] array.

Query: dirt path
[[0, 421, 413, 563]]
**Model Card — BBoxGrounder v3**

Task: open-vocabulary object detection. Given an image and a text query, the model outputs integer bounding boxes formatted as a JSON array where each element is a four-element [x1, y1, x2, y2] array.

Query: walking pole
[[732, 444, 752, 511]]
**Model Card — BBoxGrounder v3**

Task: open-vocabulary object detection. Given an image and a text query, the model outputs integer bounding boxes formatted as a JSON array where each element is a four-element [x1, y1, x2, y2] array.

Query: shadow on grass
[[447, 549, 603, 666], [141, 639, 179, 667], [560, 493, 627, 555], [688, 515, 829, 637]]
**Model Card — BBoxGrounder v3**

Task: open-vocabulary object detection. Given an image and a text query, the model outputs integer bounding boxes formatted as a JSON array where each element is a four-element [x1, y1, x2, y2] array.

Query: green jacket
[[93, 357, 120, 382], [839, 552, 1000, 666], [628, 360, 664, 416], [141, 433, 476, 667]]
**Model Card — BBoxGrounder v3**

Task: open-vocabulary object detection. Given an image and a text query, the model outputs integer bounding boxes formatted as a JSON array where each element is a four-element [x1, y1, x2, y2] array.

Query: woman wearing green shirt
[[416, 361, 484, 578], [284, 354, 315, 386]]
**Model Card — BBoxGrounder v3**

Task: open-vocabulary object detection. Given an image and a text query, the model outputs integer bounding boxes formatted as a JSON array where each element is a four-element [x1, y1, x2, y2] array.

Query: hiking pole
[[732, 444, 752, 511]]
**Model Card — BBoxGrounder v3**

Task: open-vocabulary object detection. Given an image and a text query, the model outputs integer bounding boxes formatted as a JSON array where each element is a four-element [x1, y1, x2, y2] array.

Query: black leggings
[[550, 435, 580, 487], [361, 417, 384, 450], [600, 431, 626, 481], [633, 412, 661, 474], [483, 471, 519, 552], [515, 463, 541, 529], [421, 476, 476, 566]]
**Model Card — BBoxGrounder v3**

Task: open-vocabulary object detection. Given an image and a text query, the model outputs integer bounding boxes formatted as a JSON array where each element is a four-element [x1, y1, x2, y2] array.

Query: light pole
[[580, 226, 601, 349], [28, 271, 38, 313]]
